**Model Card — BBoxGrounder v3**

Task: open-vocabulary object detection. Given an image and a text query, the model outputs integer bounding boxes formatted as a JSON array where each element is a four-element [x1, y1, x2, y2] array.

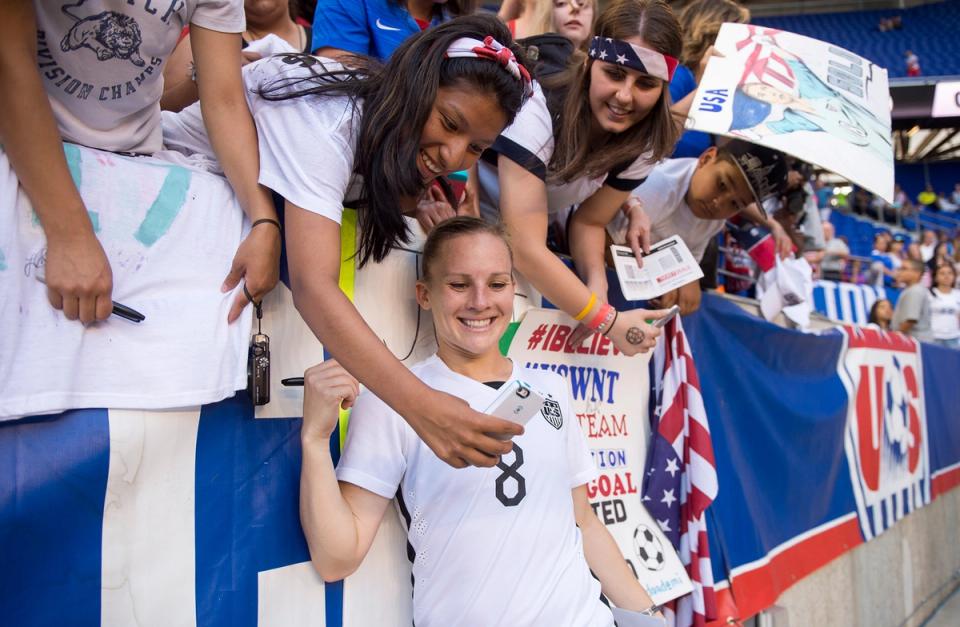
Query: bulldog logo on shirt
[[60, 2, 146, 67], [541, 397, 563, 429]]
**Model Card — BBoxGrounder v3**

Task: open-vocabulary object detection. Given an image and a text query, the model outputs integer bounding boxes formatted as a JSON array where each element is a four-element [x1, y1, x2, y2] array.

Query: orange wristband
[[587, 303, 614, 331]]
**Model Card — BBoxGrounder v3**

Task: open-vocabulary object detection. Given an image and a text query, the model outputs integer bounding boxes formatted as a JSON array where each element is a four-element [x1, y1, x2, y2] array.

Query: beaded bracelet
[[586, 302, 615, 332], [595, 307, 617, 335]]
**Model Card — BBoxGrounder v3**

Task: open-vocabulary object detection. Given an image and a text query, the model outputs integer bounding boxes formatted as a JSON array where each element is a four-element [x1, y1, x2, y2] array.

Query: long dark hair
[[543, 0, 681, 183], [259, 15, 528, 266], [931, 261, 957, 293], [868, 298, 892, 329]]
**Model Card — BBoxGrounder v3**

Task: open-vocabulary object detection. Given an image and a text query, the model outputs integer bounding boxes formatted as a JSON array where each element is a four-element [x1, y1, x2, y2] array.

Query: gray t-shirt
[[892, 283, 933, 341], [36, 0, 244, 154], [821, 237, 850, 273]]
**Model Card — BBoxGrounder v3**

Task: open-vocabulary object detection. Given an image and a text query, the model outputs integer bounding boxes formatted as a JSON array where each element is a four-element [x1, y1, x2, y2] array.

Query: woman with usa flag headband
[[474, 0, 679, 355], [162, 15, 538, 469], [299, 217, 665, 626]]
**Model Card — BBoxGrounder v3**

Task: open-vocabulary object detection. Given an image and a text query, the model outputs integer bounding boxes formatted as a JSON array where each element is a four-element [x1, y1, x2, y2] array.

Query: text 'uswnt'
[[523, 362, 621, 405]]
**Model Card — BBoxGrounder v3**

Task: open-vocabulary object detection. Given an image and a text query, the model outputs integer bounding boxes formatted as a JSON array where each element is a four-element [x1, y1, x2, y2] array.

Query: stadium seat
[[754, 2, 960, 78]]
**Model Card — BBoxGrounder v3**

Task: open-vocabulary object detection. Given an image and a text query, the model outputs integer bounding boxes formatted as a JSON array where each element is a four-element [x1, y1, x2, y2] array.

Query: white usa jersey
[[336, 355, 613, 627]]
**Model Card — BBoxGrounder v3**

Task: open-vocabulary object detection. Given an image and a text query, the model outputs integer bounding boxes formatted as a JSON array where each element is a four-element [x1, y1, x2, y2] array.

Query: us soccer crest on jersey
[[837, 326, 931, 540]]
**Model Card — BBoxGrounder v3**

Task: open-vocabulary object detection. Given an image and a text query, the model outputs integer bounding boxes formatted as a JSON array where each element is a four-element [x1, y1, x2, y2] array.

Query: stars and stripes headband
[[588, 36, 679, 82], [446, 36, 534, 97]]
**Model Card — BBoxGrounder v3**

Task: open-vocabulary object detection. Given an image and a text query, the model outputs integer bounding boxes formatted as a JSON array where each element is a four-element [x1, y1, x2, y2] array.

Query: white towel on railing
[[0, 144, 250, 420]]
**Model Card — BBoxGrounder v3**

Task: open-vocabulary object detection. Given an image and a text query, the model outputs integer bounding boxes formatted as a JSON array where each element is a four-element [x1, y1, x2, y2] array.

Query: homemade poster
[[506, 308, 693, 605], [688, 23, 894, 202]]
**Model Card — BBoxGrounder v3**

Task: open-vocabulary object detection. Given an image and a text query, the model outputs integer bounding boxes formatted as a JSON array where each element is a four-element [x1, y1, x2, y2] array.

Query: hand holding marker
[[34, 268, 145, 323]]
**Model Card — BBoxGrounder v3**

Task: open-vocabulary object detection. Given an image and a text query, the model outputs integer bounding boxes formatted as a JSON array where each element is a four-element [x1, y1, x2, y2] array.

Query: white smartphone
[[653, 304, 681, 328], [610, 607, 666, 626], [484, 380, 545, 438]]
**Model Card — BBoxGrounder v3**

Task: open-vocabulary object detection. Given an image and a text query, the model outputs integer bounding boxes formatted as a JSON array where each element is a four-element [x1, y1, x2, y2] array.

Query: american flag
[[734, 25, 797, 93], [643, 317, 719, 626], [726, 217, 777, 273]]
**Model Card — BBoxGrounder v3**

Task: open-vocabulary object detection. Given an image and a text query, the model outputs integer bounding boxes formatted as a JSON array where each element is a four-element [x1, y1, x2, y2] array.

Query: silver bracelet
[[639, 603, 662, 616]]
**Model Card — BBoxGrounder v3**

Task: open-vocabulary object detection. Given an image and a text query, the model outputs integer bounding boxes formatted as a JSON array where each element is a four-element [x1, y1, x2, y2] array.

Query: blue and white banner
[[681, 294, 960, 621], [838, 326, 930, 541], [812, 279, 896, 325]]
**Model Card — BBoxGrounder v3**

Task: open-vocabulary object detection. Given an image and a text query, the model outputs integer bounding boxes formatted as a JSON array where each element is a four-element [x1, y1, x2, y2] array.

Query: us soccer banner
[[687, 23, 894, 202], [681, 294, 960, 621], [837, 327, 931, 541], [505, 308, 694, 604]]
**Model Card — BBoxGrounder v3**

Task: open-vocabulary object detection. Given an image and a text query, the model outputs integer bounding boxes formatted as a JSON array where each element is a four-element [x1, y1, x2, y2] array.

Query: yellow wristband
[[574, 293, 598, 322]]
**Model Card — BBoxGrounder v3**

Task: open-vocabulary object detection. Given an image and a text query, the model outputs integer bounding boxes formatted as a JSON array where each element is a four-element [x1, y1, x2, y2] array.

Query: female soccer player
[[299, 217, 664, 625]]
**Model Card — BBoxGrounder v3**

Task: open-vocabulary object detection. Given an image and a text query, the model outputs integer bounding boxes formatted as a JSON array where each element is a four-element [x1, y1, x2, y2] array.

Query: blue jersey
[[311, 0, 447, 61], [669, 65, 712, 159]]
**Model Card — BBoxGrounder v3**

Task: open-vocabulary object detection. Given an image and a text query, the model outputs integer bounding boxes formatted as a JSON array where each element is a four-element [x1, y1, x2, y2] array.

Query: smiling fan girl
[[473, 0, 681, 355], [162, 14, 537, 469]]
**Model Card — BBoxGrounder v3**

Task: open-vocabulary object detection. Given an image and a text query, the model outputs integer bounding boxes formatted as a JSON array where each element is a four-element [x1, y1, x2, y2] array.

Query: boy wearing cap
[[608, 139, 789, 314]]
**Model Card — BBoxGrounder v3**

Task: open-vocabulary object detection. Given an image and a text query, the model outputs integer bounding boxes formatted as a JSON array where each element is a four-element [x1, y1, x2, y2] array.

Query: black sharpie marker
[[34, 271, 145, 323]]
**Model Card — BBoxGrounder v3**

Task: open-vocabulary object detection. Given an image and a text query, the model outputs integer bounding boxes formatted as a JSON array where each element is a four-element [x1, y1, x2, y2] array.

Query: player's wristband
[[574, 293, 597, 322]]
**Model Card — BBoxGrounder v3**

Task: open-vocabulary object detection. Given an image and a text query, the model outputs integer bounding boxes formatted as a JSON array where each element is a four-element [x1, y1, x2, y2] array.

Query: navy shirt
[[311, 0, 446, 61], [669, 65, 713, 159]]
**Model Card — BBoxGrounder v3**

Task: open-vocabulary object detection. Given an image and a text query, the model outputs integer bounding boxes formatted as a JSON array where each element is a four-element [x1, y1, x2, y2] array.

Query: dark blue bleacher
[[829, 211, 889, 257], [913, 208, 960, 233], [754, 2, 960, 78]]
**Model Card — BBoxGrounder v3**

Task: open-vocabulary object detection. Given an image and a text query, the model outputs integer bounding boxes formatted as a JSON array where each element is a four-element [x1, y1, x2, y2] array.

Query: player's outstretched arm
[[299, 361, 391, 581], [573, 485, 662, 616]]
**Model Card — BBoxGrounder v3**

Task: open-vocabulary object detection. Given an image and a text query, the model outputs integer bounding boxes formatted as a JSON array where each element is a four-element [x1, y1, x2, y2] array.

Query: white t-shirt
[[163, 54, 361, 224], [477, 84, 655, 222], [0, 144, 249, 420], [336, 355, 612, 627], [607, 158, 724, 262], [35, 0, 244, 154], [930, 288, 960, 340]]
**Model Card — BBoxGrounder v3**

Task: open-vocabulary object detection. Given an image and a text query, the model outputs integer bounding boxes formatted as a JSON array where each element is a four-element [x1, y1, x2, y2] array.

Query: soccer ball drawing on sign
[[633, 524, 665, 571]]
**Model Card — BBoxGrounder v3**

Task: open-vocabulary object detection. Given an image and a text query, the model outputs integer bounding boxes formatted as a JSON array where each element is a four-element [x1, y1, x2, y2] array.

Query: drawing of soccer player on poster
[[686, 24, 893, 200], [729, 47, 892, 162]]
